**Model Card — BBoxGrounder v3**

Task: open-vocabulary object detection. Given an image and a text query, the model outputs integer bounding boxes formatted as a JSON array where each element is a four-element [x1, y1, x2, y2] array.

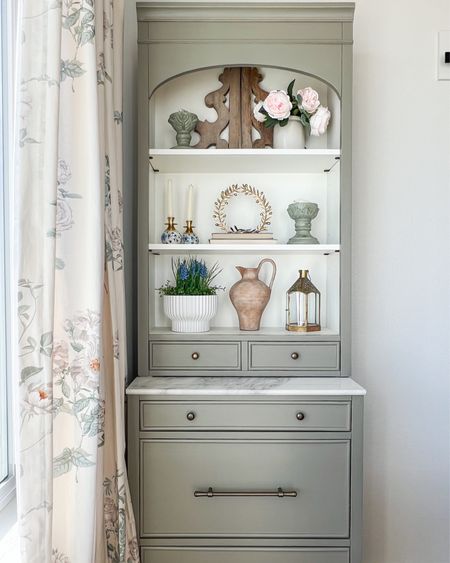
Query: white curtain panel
[[15, 1, 139, 561]]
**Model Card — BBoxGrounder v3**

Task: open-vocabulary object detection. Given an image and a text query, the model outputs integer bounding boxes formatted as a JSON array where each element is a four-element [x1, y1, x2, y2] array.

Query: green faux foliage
[[287, 79, 295, 98], [159, 257, 224, 296]]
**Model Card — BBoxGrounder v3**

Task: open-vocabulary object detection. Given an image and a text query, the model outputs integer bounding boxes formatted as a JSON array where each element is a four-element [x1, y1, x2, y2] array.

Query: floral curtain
[[15, 1, 139, 562]]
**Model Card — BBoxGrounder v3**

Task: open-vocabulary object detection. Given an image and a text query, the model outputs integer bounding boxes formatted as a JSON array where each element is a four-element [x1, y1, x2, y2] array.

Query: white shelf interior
[[149, 252, 340, 334], [150, 66, 341, 150], [149, 167, 340, 246], [147, 65, 342, 339], [149, 149, 340, 174]]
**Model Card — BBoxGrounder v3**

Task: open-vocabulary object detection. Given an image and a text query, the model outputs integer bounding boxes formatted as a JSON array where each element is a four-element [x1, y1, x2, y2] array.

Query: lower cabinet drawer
[[249, 342, 339, 371], [140, 400, 351, 431], [141, 547, 350, 563], [150, 342, 241, 371], [140, 439, 350, 538]]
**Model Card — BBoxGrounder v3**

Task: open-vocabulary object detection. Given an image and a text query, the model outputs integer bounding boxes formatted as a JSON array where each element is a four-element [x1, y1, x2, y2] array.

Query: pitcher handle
[[257, 258, 277, 290]]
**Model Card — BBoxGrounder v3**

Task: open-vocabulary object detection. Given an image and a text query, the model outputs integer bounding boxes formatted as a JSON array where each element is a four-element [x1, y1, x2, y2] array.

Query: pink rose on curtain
[[53, 340, 69, 374], [104, 497, 119, 532], [262, 90, 292, 120], [310, 106, 331, 136], [298, 87, 320, 114], [128, 538, 139, 560]]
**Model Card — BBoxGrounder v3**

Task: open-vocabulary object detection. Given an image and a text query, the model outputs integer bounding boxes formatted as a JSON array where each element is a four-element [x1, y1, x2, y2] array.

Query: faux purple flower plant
[[158, 257, 223, 296]]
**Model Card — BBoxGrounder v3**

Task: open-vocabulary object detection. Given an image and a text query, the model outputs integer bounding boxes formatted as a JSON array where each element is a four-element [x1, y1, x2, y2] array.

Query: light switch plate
[[437, 30, 450, 80]]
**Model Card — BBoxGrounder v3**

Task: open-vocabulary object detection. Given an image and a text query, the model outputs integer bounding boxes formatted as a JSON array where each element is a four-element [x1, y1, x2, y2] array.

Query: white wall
[[123, 1, 450, 561], [352, 0, 450, 561]]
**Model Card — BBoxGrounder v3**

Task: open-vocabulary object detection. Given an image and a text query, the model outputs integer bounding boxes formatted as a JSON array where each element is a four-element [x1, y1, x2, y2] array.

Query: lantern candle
[[285, 269, 321, 332]]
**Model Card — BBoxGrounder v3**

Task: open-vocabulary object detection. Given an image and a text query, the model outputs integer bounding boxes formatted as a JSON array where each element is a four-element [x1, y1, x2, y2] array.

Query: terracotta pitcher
[[229, 259, 277, 331]]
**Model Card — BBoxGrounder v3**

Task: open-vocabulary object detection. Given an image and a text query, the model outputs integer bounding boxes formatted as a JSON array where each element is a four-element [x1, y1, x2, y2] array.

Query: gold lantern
[[286, 269, 321, 332]]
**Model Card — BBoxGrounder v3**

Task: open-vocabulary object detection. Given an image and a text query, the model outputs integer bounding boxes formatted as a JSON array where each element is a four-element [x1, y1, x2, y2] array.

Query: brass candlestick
[[181, 220, 199, 244], [161, 217, 182, 244]]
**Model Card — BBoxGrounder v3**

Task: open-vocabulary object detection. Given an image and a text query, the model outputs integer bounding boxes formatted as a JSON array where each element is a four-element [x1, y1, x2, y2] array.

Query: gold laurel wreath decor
[[213, 184, 273, 233]]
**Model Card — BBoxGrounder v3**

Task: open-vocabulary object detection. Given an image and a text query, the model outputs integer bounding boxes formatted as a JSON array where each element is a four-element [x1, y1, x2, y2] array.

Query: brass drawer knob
[[186, 411, 196, 421], [291, 352, 299, 360], [191, 352, 200, 360], [296, 412, 305, 421]]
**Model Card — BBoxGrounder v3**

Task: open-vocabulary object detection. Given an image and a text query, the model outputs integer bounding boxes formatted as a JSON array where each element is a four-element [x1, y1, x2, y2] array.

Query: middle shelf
[[149, 244, 341, 255], [149, 149, 341, 174]]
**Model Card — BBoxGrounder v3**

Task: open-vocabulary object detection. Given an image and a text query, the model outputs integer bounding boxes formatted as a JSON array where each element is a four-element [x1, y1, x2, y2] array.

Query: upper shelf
[[149, 149, 341, 174], [149, 244, 340, 255]]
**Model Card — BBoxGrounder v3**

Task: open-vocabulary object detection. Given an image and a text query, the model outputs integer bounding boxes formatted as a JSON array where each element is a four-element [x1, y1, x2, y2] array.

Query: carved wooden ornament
[[194, 67, 273, 149]]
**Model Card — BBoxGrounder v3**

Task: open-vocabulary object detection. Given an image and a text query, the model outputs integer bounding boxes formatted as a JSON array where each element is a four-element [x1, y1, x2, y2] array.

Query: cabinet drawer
[[150, 342, 241, 371], [249, 342, 339, 371], [142, 547, 350, 563], [140, 439, 350, 538], [140, 401, 351, 431]]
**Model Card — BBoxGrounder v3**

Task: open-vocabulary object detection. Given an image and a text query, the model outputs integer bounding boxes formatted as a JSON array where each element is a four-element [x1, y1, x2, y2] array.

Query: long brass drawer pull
[[194, 487, 297, 498]]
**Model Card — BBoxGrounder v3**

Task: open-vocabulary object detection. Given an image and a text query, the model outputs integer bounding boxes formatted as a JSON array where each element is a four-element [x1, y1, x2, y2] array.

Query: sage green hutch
[[127, 2, 366, 562]]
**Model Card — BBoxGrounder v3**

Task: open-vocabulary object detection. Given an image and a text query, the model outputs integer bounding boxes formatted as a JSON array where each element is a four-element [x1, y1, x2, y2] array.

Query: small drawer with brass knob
[[150, 341, 241, 371], [249, 342, 339, 371]]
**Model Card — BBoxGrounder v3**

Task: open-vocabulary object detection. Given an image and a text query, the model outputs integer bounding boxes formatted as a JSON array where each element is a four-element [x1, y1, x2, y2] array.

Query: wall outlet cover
[[437, 31, 450, 80]]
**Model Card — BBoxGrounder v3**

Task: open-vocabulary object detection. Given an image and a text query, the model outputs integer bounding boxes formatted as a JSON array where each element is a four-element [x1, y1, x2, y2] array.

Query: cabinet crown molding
[[137, 1, 355, 23]]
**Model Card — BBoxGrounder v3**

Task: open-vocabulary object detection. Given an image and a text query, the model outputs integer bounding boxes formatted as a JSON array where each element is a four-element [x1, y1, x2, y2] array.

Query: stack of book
[[209, 232, 278, 244]]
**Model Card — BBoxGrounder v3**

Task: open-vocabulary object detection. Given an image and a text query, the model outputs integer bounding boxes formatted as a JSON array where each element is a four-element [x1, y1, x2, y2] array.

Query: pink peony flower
[[253, 100, 266, 123], [297, 87, 320, 114], [262, 90, 292, 121], [310, 106, 331, 136]]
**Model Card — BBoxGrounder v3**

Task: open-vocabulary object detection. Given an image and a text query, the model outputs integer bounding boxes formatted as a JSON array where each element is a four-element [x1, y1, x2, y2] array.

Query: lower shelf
[[149, 326, 340, 341]]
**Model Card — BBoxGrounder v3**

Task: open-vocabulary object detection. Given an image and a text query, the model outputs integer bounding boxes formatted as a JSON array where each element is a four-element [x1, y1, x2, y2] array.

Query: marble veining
[[126, 376, 366, 396]]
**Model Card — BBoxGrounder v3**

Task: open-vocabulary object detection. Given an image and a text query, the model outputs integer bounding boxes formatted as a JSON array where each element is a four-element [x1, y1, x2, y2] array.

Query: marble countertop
[[126, 376, 366, 396]]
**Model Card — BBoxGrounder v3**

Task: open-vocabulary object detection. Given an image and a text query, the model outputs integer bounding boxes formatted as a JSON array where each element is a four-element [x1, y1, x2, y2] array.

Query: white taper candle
[[187, 184, 193, 220], [167, 179, 173, 217]]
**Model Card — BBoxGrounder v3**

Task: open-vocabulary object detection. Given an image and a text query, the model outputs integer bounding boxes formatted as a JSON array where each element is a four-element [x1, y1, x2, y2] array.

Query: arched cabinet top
[[137, 1, 354, 97]]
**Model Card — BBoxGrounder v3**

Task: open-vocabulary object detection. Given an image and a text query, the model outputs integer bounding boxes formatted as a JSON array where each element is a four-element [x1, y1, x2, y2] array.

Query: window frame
[[0, 0, 16, 512]]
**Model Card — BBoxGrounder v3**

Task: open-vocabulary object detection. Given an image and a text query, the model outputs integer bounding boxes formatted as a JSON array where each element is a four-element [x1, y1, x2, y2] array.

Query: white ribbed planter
[[273, 116, 307, 149], [163, 295, 218, 333]]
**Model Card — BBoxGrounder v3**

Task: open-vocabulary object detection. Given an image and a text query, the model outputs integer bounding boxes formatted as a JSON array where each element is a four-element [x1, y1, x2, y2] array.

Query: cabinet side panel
[[350, 396, 364, 563], [340, 42, 353, 376], [137, 39, 150, 376], [127, 395, 141, 536]]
